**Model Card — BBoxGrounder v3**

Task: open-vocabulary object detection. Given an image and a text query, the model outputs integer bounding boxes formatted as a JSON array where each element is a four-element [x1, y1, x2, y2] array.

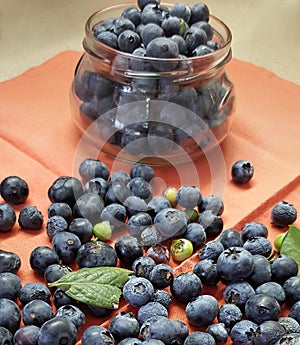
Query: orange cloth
[[0, 50, 300, 343]]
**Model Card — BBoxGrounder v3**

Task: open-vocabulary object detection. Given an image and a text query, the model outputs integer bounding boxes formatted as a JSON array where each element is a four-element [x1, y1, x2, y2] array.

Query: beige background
[[0, 0, 300, 84]]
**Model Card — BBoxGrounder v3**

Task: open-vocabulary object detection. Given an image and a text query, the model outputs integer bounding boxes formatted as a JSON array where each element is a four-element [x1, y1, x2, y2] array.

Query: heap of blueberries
[[74, 0, 234, 157], [0, 158, 300, 345]]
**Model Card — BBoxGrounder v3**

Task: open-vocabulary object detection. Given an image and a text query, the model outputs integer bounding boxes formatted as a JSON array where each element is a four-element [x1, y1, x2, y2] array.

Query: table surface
[[1, 0, 300, 84]]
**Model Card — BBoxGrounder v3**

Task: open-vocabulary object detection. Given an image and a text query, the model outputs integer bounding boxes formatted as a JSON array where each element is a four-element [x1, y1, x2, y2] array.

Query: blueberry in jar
[[0, 249, 21, 274], [22, 299, 53, 327], [0, 175, 29, 204], [121, 6, 141, 27], [48, 176, 84, 207], [184, 26, 208, 53], [18, 205, 43, 230], [0, 272, 22, 300], [192, 44, 213, 56], [271, 200, 297, 227], [161, 16, 181, 36], [29, 246, 59, 274], [37, 317, 77, 345], [170, 2, 191, 22], [123, 277, 154, 307], [114, 235, 144, 266], [138, 0, 160, 11], [96, 31, 118, 49], [0, 203, 16, 232], [18, 282, 51, 306], [118, 30, 141, 53], [189, 2, 210, 24], [141, 4, 165, 26], [76, 240, 117, 268], [13, 325, 40, 345], [231, 159, 254, 184]]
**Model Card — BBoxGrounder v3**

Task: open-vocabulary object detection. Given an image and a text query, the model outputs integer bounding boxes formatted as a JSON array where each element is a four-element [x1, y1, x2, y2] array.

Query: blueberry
[[101, 203, 127, 229], [123, 277, 154, 307], [223, 281, 255, 311], [189, 3, 210, 24], [186, 294, 219, 327], [198, 194, 224, 216], [68, 217, 93, 243], [138, 302, 168, 326], [140, 226, 162, 247], [124, 196, 149, 217], [171, 319, 189, 344], [18, 282, 51, 306], [243, 236, 272, 257], [47, 202, 72, 222], [170, 3, 191, 22], [118, 30, 141, 53], [154, 208, 187, 239], [146, 37, 179, 71], [82, 325, 114, 345], [274, 333, 300, 345], [206, 323, 228, 345], [52, 231, 81, 265], [84, 177, 109, 200], [146, 243, 170, 264], [161, 16, 181, 36], [13, 325, 39, 345], [183, 222, 206, 247], [241, 222, 268, 242], [0, 326, 13, 344], [44, 264, 72, 285], [152, 290, 172, 310], [198, 210, 223, 238], [184, 26, 208, 53], [132, 256, 156, 279], [230, 320, 257, 345], [254, 320, 286, 345], [0, 203, 16, 232], [0, 176, 29, 204], [219, 228, 243, 249], [183, 331, 216, 345], [171, 272, 202, 303], [46, 215, 68, 239], [245, 293, 281, 324], [29, 246, 59, 274], [217, 303, 243, 329], [55, 304, 86, 329], [192, 21, 213, 40], [76, 240, 117, 268], [256, 281, 286, 305], [0, 298, 21, 334], [128, 212, 153, 238], [141, 317, 177, 344], [147, 196, 171, 218], [279, 316, 300, 334], [115, 235, 144, 266], [138, 0, 160, 11], [271, 201, 297, 227], [113, 17, 136, 36], [198, 240, 224, 262], [105, 182, 131, 205], [149, 263, 174, 288], [130, 164, 155, 182], [128, 177, 152, 201], [284, 276, 300, 304], [192, 44, 213, 56], [246, 254, 272, 287], [231, 160, 254, 184], [122, 6, 141, 27], [18, 205, 43, 230], [207, 40, 221, 50], [119, 338, 143, 345], [108, 312, 139, 341], [53, 288, 76, 309], [170, 34, 188, 55], [176, 185, 202, 209], [96, 31, 118, 49], [37, 317, 77, 345], [73, 192, 104, 225], [83, 305, 113, 319], [22, 299, 53, 327], [48, 176, 84, 208], [193, 259, 220, 286], [141, 4, 164, 25], [271, 255, 298, 284], [0, 272, 22, 300], [0, 249, 20, 274], [217, 246, 254, 282]]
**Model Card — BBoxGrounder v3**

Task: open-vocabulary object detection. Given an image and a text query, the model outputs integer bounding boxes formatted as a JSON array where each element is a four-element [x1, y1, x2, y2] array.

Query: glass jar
[[70, 2, 236, 165]]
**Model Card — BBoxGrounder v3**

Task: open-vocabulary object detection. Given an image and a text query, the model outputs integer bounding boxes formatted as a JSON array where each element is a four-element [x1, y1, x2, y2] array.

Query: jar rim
[[84, 2, 232, 67]]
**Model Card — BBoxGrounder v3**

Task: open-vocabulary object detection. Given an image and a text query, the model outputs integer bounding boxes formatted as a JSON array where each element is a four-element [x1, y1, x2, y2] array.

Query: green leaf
[[280, 225, 300, 276], [48, 266, 132, 308]]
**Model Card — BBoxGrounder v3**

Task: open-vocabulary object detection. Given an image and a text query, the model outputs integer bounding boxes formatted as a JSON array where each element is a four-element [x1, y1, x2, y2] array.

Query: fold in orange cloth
[[0, 51, 300, 343]]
